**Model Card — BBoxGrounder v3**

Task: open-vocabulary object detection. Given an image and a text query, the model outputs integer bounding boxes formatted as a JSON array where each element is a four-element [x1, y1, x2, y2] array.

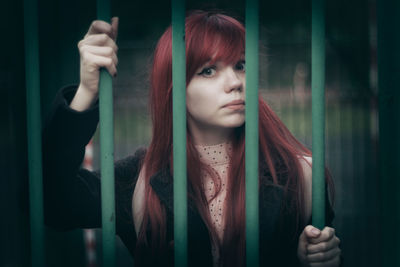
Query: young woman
[[43, 10, 342, 267]]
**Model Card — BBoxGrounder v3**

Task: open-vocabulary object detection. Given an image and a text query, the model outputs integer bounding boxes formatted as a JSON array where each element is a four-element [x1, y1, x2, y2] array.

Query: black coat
[[42, 85, 336, 266]]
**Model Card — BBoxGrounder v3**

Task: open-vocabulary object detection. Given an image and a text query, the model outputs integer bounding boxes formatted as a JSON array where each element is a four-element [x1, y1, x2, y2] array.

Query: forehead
[[202, 52, 245, 66], [190, 35, 245, 68]]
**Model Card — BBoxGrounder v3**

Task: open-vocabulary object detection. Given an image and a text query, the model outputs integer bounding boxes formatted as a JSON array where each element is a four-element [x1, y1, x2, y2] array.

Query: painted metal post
[[172, 1, 187, 267], [23, 0, 45, 266], [245, 0, 259, 266], [377, 0, 400, 266], [97, 0, 116, 266], [311, 0, 326, 230]]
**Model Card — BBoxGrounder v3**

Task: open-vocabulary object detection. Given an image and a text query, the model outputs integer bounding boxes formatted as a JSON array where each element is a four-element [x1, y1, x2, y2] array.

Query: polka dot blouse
[[195, 141, 232, 267]]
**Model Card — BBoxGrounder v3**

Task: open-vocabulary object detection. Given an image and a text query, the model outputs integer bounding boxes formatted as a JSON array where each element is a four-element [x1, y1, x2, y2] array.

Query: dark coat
[[42, 85, 336, 267]]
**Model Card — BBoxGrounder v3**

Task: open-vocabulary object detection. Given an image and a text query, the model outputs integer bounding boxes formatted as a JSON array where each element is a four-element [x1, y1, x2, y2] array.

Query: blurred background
[[2, 0, 399, 266]]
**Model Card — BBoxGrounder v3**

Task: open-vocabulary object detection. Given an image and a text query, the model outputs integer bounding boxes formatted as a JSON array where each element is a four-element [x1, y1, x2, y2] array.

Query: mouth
[[223, 100, 245, 110]]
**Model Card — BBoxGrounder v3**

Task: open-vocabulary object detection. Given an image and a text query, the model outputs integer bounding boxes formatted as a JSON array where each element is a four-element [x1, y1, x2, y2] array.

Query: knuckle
[[330, 228, 335, 236], [105, 46, 113, 55], [100, 33, 108, 41], [324, 232, 331, 240], [110, 40, 117, 50], [78, 40, 87, 49], [306, 254, 313, 261], [106, 57, 113, 66], [317, 252, 325, 261], [79, 44, 87, 53], [105, 26, 113, 35], [305, 225, 314, 234], [81, 52, 88, 61], [308, 252, 323, 262], [92, 20, 101, 28]]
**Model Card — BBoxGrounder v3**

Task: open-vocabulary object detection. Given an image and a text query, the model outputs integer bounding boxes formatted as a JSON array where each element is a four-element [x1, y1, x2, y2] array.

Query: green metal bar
[[172, 1, 187, 266], [245, 0, 259, 266], [377, 0, 400, 266], [23, 0, 45, 266], [97, 0, 116, 266], [311, 0, 326, 230]]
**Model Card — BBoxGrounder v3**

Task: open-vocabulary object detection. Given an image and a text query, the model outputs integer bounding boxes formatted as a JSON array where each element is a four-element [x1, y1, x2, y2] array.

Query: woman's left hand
[[297, 225, 341, 267]]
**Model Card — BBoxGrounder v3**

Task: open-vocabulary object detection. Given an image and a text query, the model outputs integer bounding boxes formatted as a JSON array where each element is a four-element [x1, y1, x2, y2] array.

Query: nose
[[223, 67, 244, 93]]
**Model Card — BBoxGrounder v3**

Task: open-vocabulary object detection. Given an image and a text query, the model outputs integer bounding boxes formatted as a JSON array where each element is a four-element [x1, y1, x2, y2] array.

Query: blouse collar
[[194, 142, 232, 166]]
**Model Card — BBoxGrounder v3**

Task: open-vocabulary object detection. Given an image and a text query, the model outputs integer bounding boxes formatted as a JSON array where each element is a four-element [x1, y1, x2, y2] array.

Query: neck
[[188, 120, 234, 146]]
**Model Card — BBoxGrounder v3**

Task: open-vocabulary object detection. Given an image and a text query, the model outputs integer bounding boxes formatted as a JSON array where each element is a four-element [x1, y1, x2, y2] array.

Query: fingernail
[[312, 228, 320, 235]]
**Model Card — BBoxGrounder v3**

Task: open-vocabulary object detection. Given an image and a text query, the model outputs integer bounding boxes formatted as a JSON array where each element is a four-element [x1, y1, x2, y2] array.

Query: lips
[[223, 100, 245, 110]]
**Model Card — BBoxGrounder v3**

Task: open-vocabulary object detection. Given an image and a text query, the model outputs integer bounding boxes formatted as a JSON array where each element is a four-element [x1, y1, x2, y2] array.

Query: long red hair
[[134, 10, 334, 266]]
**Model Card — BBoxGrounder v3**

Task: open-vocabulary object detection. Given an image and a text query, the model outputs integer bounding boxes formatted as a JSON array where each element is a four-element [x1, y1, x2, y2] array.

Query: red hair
[[134, 10, 334, 266]]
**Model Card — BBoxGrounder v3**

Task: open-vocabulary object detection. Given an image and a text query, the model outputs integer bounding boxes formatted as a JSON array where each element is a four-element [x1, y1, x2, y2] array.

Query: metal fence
[[23, 0, 400, 266]]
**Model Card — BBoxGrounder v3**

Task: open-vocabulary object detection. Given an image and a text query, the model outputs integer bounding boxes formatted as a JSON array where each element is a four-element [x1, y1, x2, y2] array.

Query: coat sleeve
[[42, 85, 145, 233]]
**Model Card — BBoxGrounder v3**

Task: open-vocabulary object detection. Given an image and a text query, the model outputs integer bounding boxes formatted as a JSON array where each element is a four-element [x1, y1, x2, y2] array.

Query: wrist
[[77, 83, 98, 97], [70, 85, 98, 111]]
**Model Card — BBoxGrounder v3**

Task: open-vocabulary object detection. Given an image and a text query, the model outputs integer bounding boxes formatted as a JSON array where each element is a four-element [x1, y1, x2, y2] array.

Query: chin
[[222, 119, 245, 128]]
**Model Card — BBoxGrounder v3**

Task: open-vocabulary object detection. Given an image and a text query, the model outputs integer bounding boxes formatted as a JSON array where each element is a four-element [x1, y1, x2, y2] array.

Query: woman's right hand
[[69, 17, 119, 111], [77, 17, 119, 96]]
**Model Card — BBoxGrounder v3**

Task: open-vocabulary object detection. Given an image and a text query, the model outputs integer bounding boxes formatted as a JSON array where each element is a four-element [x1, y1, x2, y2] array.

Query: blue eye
[[198, 66, 216, 77], [235, 60, 245, 71]]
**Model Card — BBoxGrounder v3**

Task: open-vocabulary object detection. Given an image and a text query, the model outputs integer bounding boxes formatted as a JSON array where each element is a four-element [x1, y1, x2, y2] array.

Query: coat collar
[[149, 168, 215, 266]]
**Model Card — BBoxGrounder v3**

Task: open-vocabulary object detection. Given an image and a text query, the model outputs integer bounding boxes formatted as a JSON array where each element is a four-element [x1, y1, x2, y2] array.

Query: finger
[[309, 254, 341, 267], [83, 53, 117, 76], [111, 17, 119, 41], [86, 20, 114, 39], [306, 247, 341, 262], [304, 225, 322, 239], [298, 226, 311, 252], [308, 227, 335, 244], [307, 236, 340, 254], [80, 45, 118, 66], [79, 34, 118, 52]]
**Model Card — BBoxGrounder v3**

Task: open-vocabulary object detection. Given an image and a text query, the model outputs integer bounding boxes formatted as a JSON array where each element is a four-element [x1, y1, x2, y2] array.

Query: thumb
[[298, 226, 311, 259], [299, 226, 310, 248], [304, 225, 321, 240]]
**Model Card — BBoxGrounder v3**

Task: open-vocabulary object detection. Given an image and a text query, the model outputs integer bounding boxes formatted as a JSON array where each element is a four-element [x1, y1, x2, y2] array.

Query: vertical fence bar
[[311, 0, 326, 229], [172, 1, 187, 267], [23, 0, 45, 266], [97, 0, 116, 266], [377, 0, 400, 266], [245, 0, 259, 266]]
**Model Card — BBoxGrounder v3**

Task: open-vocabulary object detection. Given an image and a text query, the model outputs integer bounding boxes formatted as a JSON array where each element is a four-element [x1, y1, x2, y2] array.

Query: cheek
[[186, 83, 218, 117], [186, 92, 217, 120]]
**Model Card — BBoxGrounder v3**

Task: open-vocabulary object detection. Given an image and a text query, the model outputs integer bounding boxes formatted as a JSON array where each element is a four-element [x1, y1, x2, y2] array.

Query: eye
[[198, 66, 216, 77], [235, 60, 245, 72]]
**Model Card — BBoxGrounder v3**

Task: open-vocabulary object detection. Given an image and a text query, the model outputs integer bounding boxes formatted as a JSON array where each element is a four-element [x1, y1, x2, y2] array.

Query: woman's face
[[186, 58, 246, 133]]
